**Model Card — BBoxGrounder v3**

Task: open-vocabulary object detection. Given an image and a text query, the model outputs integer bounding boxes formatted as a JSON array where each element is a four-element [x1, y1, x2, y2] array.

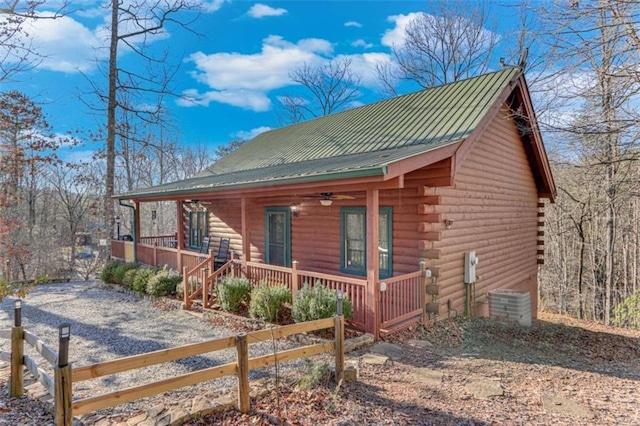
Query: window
[[340, 207, 393, 278], [188, 210, 208, 249], [264, 207, 291, 267]]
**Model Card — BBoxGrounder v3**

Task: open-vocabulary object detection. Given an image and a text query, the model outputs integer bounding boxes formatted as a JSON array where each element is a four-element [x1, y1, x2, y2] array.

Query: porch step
[[380, 315, 422, 337]]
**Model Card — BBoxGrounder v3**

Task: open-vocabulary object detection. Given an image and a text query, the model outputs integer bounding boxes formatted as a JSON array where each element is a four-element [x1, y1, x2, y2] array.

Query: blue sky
[[12, 1, 526, 156]]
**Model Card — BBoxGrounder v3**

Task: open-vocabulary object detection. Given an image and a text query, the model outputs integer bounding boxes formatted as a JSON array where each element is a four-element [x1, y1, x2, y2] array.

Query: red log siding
[[196, 103, 540, 320], [423, 106, 540, 317]]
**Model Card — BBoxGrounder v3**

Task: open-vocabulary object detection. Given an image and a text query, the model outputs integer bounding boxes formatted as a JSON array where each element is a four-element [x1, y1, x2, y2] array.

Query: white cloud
[[248, 4, 288, 18], [6, 4, 177, 74], [351, 39, 373, 49], [201, 0, 230, 13], [344, 21, 362, 28], [233, 126, 272, 140], [382, 13, 422, 48], [336, 52, 392, 87], [182, 35, 333, 111], [179, 88, 271, 111], [19, 13, 107, 73]]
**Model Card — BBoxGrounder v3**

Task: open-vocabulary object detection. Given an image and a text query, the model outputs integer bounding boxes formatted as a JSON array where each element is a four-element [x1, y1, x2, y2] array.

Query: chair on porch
[[199, 236, 210, 254], [214, 238, 231, 269]]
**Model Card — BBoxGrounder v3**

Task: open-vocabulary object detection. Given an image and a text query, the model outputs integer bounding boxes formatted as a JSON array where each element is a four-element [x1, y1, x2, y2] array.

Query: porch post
[[241, 197, 250, 265], [176, 201, 184, 271], [366, 189, 380, 339], [133, 201, 140, 263], [133, 201, 141, 244]]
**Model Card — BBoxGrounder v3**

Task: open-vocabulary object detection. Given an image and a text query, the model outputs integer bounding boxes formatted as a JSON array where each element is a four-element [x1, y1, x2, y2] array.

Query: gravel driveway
[[0, 281, 298, 417]]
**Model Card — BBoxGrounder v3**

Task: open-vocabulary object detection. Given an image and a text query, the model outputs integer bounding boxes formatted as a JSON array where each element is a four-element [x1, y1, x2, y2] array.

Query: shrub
[[122, 269, 138, 288], [216, 276, 251, 313], [146, 267, 182, 297], [249, 284, 292, 321], [292, 282, 353, 323], [132, 268, 156, 293], [101, 260, 123, 283], [113, 262, 138, 285], [298, 358, 331, 390], [613, 292, 640, 329], [176, 279, 185, 299]]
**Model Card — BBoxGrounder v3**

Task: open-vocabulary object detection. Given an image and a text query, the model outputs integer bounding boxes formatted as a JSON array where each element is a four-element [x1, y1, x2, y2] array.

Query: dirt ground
[[188, 312, 640, 425], [2, 310, 639, 425]]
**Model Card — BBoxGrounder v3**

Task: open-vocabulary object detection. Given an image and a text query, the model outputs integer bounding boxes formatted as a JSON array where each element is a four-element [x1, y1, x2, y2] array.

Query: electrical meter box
[[464, 251, 479, 284]]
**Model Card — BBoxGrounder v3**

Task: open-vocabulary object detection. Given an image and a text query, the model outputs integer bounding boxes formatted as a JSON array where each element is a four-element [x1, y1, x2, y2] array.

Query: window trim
[[340, 206, 393, 278], [187, 210, 208, 249], [264, 207, 292, 267]]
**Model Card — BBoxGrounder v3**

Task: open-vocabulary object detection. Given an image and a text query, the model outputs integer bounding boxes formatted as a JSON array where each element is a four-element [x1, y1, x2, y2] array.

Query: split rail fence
[[1, 299, 346, 426]]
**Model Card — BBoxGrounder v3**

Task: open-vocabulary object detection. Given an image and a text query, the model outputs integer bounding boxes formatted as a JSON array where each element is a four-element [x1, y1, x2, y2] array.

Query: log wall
[[421, 106, 541, 317]]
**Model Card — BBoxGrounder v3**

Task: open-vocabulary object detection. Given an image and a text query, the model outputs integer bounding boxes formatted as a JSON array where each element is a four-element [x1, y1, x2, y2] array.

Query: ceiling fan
[[317, 192, 355, 206], [297, 192, 356, 206], [320, 192, 355, 201]]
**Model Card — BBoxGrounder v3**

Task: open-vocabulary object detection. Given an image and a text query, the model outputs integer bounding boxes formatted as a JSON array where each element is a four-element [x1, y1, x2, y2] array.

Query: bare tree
[[0, 91, 60, 280], [537, 1, 640, 325], [382, 0, 499, 90], [81, 0, 201, 253], [279, 58, 362, 124], [47, 161, 99, 270]]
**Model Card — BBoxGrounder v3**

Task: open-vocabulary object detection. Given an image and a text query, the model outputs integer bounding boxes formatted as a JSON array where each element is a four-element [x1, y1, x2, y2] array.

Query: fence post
[[334, 291, 345, 385], [291, 260, 299, 300], [182, 266, 189, 309], [153, 245, 158, 266], [236, 333, 250, 414], [419, 260, 427, 325], [54, 323, 72, 426], [202, 267, 210, 309], [10, 300, 24, 397]]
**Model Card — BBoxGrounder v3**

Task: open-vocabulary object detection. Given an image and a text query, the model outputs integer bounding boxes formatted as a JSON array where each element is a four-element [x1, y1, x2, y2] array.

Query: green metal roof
[[118, 67, 521, 200]]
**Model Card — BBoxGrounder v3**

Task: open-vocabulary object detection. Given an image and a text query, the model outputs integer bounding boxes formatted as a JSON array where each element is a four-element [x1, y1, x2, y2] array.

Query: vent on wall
[[488, 290, 531, 327]]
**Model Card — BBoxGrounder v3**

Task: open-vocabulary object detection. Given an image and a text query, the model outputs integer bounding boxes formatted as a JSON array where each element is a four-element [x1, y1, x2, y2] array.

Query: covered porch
[[111, 192, 428, 340]]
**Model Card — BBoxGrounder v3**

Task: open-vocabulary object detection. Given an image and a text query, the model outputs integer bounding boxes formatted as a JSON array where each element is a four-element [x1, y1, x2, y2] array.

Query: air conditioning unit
[[488, 289, 531, 327]]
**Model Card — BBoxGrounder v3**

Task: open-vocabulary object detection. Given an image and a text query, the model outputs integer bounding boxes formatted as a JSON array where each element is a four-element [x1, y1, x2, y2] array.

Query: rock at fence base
[[126, 412, 148, 426], [542, 395, 594, 419], [361, 353, 389, 365], [191, 395, 216, 416], [169, 407, 190, 425], [147, 403, 166, 418], [92, 417, 110, 426], [344, 333, 375, 352], [344, 363, 359, 382], [370, 342, 404, 360], [213, 393, 237, 410], [154, 413, 172, 426]]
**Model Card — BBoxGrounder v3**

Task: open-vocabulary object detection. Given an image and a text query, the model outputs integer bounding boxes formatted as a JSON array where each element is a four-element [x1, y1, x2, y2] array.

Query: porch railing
[[139, 235, 176, 247], [296, 269, 368, 330], [111, 240, 125, 259], [111, 240, 208, 272], [236, 261, 368, 331], [379, 270, 424, 332]]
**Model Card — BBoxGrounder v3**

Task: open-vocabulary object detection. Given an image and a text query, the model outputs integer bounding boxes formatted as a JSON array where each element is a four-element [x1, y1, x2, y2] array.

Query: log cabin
[[113, 66, 556, 338]]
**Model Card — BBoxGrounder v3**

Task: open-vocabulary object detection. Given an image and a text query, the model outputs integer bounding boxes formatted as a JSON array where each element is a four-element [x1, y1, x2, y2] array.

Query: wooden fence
[[1, 300, 345, 426]]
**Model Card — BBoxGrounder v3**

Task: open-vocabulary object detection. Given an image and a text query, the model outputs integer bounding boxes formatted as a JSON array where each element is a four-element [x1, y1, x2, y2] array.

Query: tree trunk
[[105, 0, 120, 255]]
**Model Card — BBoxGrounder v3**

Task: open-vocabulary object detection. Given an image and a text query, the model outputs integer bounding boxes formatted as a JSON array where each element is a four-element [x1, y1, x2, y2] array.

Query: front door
[[265, 208, 291, 267]]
